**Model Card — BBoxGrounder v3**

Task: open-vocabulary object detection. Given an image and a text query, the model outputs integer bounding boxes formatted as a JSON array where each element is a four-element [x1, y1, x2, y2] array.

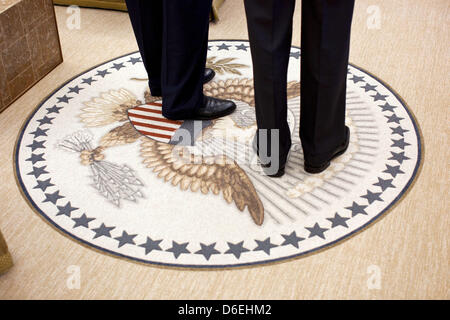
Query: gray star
[[128, 57, 142, 64], [306, 223, 328, 239], [361, 190, 383, 204], [81, 77, 96, 85], [36, 116, 54, 125], [379, 102, 397, 112], [217, 43, 231, 50], [389, 151, 410, 164], [390, 126, 409, 137], [166, 241, 190, 258], [361, 83, 377, 92], [27, 166, 49, 179], [92, 223, 115, 239], [115, 231, 137, 248], [373, 177, 396, 191], [27, 140, 46, 151], [225, 241, 249, 259], [96, 69, 111, 78], [26, 153, 45, 165], [195, 243, 220, 260], [391, 138, 410, 150], [112, 63, 125, 71], [29, 127, 48, 138], [327, 213, 350, 228], [56, 95, 72, 104], [345, 202, 368, 217], [207, 45, 213, 51], [254, 238, 277, 255], [68, 86, 83, 94], [33, 178, 54, 192], [56, 202, 78, 217], [235, 44, 249, 51], [43, 190, 64, 204], [281, 231, 304, 248], [290, 51, 301, 59], [385, 113, 404, 124], [72, 214, 95, 228], [139, 237, 163, 255], [383, 164, 405, 178], [350, 75, 365, 83], [371, 92, 388, 101], [46, 105, 63, 114]]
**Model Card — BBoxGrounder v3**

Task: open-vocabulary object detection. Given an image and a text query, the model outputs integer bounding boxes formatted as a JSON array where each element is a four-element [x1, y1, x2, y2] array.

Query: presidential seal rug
[[14, 40, 422, 268]]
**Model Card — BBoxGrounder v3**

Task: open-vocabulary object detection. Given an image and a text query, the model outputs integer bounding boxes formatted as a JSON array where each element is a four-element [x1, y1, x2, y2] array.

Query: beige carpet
[[0, 0, 448, 299]]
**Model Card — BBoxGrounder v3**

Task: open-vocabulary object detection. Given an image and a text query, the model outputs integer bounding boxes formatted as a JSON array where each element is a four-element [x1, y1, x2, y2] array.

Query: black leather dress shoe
[[261, 162, 286, 178], [204, 68, 216, 84], [192, 96, 236, 120], [252, 136, 287, 178], [304, 126, 350, 174]]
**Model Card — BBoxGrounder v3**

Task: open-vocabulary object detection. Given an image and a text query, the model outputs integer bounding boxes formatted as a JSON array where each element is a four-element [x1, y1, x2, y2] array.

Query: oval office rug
[[14, 40, 422, 268]]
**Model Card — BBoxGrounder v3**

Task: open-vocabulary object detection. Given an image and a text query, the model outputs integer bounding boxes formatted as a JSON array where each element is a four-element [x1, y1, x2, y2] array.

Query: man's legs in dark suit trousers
[[244, 0, 296, 169], [244, 0, 355, 167], [125, 0, 212, 120], [301, 0, 355, 165]]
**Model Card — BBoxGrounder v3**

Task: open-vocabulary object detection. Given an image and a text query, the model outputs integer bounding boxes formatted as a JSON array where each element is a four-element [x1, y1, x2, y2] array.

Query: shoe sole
[[304, 127, 350, 174]]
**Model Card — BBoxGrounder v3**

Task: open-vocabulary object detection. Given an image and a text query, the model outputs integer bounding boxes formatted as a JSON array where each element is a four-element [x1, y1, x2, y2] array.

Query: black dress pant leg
[[244, 0, 296, 167], [300, 0, 355, 164], [161, 0, 212, 119], [125, 0, 163, 96], [126, 0, 212, 119]]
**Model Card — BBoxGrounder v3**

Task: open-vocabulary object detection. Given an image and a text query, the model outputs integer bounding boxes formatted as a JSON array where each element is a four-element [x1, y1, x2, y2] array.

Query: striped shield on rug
[[128, 102, 211, 145], [128, 102, 183, 144]]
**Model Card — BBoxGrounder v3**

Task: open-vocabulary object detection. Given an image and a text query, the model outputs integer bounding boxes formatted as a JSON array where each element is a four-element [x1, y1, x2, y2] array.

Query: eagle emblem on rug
[[71, 75, 301, 226]]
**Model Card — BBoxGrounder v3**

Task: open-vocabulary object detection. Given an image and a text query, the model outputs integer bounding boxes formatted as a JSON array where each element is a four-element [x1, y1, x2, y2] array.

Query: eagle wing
[[203, 79, 300, 108], [99, 122, 143, 147], [140, 138, 264, 226], [80, 89, 141, 127]]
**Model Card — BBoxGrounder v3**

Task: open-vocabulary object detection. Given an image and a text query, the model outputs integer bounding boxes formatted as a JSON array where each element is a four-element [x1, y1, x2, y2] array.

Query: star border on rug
[[14, 42, 422, 267]]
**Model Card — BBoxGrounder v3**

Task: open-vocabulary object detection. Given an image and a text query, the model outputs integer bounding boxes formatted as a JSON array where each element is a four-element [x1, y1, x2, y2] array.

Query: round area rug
[[15, 40, 422, 268]]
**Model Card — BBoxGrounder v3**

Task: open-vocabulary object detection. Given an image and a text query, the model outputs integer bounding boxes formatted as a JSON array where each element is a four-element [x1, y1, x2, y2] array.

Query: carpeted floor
[[0, 0, 448, 299]]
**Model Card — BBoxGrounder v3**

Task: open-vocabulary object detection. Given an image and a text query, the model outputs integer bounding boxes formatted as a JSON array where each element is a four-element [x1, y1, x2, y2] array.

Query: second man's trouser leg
[[126, 0, 212, 119], [244, 0, 296, 167], [301, 0, 355, 164]]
